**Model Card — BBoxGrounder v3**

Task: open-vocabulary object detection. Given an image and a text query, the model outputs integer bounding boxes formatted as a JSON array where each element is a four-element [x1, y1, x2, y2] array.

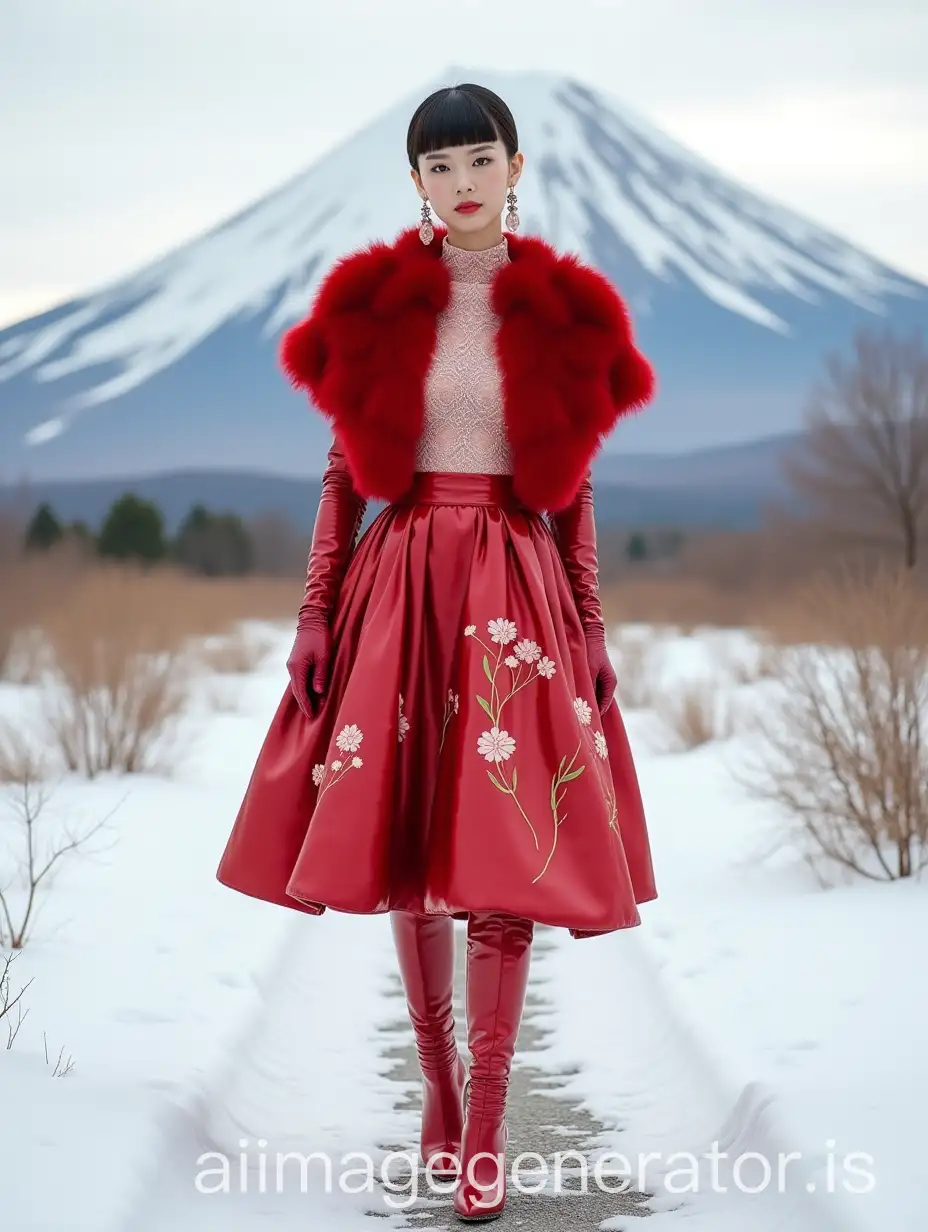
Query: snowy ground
[[0, 625, 923, 1231]]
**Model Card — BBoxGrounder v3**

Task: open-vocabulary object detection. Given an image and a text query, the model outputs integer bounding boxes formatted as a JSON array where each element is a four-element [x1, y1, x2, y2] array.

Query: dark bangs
[[407, 84, 518, 168]]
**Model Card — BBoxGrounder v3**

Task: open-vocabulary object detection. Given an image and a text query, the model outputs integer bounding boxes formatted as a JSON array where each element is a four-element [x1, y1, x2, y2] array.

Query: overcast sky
[[1, 0, 926, 327]]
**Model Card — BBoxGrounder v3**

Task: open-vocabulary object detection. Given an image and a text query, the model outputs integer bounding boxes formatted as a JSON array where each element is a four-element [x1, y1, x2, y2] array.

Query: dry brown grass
[[2, 550, 299, 680], [601, 576, 762, 631], [600, 502, 928, 641], [39, 571, 192, 778], [0, 559, 298, 777], [0, 542, 85, 679], [0, 549, 300, 776], [655, 679, 736, 751], [740, 562, 928, 881]]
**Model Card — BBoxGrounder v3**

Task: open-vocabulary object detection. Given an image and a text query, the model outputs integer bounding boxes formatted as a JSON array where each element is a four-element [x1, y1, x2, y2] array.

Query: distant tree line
[[21, 493, 309, 577], [22, 487, 689, 580]]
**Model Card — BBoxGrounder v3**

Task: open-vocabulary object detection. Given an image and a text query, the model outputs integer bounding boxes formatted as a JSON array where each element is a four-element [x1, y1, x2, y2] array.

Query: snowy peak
[[0, 68, 923, 455]]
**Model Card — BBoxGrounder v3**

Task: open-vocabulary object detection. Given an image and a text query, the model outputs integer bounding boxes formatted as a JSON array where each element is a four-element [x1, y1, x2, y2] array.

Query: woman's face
[[412, 139, 522, 240]]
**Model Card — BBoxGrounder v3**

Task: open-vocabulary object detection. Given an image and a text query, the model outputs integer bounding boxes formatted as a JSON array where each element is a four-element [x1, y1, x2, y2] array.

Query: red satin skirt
[[216, 472, 657, 938]]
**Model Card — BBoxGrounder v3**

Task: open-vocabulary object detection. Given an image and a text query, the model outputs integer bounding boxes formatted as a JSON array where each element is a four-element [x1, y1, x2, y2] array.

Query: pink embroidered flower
[[488, 618, 517, 646], [514, 639, 541, 662], [573, 697, 593, 726], [536, 657, 556, 679], [477, 726, 517, 762], [595, 731, 608, 759], [312, 764, 326, 786], [504, 655, 519, 669], [464, 624, 477, 637], [336, 724, 363, 753]]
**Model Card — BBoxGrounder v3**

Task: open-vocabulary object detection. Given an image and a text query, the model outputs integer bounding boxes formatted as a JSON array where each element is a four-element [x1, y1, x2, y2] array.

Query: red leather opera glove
[[547, 473, 618, 715], [287, 435, 367, 719]]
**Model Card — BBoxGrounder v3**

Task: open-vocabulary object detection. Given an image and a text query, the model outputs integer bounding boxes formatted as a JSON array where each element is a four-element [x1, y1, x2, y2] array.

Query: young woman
[[217, 82, 658, 1221]]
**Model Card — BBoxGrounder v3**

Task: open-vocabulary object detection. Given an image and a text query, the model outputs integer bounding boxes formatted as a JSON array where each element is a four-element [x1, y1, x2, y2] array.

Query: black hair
[[406, 83, 518, 169]]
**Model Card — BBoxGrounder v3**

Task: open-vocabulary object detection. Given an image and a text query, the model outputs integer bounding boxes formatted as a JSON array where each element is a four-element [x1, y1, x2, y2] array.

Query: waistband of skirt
[[393, 471, 527, 508]]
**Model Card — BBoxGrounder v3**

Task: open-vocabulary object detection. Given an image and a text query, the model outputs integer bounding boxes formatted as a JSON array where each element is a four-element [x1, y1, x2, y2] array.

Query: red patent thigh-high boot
[[453, 911, 534, 1221], [390, 911, 466, 1178]]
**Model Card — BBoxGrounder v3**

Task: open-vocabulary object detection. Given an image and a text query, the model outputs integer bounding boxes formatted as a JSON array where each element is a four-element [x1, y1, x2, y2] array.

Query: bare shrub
[[0, 729, 114, 947], [1, 954, 75, 1070], [741, 563, 928, 880], [1, 951, 32, 1048], [656, 679, 735, 751], [39, 565, 196, 778], [611, 629, 663, 709]]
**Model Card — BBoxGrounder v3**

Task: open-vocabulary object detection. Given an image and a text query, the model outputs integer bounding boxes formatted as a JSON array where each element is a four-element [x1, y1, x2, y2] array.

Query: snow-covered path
[[1, 626, 923, 1231]]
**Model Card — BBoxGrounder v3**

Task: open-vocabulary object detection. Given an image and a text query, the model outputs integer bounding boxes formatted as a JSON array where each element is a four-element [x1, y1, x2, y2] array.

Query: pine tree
[[626, 530, 649, 563], [173, 505, 253, 576], [24, 502, 63, 551], [98, 494, 167, 563]]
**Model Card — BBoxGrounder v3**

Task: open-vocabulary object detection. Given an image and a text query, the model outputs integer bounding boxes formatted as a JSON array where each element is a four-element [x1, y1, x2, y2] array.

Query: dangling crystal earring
[[505, 185, 520, 233], [419, 197, 434, 245]]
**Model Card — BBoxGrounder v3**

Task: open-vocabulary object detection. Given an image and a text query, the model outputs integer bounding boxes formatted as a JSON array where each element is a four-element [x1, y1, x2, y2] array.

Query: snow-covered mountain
[[1, 68, 925, 481]]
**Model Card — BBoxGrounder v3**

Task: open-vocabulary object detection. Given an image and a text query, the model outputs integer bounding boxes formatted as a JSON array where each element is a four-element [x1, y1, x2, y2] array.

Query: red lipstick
[[455, 201, 482, 214]]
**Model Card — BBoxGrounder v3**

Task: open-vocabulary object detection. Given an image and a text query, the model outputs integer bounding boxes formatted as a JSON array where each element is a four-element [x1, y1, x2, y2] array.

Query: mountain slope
[[0, 68, 924, 481]]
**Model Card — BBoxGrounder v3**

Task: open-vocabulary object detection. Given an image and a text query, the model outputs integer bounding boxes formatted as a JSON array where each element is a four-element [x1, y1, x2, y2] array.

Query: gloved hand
[[286, 613, 332, 720], [547, 472, 617, 715], [582, 628, 618, 716], [287, 434, 367, 718]]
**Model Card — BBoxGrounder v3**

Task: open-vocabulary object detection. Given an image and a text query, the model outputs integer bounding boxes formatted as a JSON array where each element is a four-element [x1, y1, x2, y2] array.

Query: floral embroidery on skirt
[[464, 617, 617, 884], [216, 471, 656, 938]]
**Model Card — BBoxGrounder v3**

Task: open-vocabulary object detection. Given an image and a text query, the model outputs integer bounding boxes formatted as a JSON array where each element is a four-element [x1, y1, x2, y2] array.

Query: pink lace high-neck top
[[415, 235, 514, 474]]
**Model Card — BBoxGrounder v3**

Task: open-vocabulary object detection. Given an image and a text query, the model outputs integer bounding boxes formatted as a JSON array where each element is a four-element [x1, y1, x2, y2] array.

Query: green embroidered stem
[[492, 641, 504, 717], [534, 739, 585, 882], [469, 622, 600, 879], [486, 761, 540, 849]]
